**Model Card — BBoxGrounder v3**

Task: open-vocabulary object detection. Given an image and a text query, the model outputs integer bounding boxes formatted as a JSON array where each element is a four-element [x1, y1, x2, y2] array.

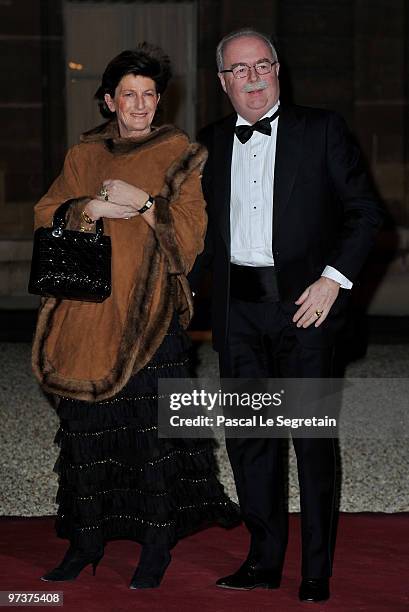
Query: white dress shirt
[[230, 102, 352, 289]]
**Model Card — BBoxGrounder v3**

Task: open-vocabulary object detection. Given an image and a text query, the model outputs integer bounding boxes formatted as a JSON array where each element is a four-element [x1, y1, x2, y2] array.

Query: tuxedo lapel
[[212, 114, 236, 248], [273, 106, 306, 236]]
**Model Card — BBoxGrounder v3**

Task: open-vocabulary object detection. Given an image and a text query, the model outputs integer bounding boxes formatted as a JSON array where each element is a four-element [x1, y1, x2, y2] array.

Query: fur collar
[[80, 119, 186, 155]]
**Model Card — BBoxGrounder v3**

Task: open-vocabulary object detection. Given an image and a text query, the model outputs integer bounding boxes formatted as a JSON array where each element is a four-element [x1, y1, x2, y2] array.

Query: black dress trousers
[[219, 298, 338, 579]]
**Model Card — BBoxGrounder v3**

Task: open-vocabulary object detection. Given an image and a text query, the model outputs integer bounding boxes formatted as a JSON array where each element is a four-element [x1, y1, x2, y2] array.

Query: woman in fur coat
[[32, 43, 238, 589]]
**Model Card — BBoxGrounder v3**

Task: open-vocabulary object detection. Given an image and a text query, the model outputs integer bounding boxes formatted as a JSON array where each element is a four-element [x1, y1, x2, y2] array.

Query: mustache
[[242, 80, 269, 93]]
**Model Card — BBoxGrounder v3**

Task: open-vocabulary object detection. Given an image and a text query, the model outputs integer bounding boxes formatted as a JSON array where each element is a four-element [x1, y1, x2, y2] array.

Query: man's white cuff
[[322, 265, 353, 289]]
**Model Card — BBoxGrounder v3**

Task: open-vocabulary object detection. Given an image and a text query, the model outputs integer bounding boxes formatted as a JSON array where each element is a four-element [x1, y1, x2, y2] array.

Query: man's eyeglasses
[[220, 61, 277, 80]]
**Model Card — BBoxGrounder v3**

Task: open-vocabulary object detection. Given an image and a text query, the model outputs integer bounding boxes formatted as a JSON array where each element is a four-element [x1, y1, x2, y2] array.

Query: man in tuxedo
[[191, 28, 383, 602]]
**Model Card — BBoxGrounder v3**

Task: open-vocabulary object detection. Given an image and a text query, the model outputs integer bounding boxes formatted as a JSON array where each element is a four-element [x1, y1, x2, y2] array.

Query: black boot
[[41, 545, 104, 582], [129, 544, 171, 589]]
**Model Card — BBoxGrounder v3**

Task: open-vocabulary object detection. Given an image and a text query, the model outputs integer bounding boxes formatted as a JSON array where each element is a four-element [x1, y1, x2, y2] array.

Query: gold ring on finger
[[315, 309, 323, 318]]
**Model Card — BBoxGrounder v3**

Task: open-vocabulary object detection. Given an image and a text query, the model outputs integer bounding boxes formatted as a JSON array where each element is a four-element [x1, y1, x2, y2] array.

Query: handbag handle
[[51, 200, 104, 238]]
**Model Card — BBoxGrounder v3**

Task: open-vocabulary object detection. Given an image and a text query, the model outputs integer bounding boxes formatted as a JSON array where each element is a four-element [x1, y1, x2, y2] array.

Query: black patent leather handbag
[[28, 200, 111, 302]]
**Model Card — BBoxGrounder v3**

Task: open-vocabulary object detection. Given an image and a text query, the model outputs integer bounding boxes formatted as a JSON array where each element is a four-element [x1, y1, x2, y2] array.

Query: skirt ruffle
[[53, 316, 240, 549]]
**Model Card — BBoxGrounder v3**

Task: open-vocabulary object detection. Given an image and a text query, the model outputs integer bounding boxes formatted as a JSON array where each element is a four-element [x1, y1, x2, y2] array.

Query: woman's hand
[[84, 197, 138, 221], [85, 180, 154, 226], [103, 179, 149, 210]]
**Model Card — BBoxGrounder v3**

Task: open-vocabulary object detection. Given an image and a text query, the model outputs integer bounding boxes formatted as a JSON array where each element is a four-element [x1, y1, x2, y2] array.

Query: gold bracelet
[[81, 209, 95, 225]]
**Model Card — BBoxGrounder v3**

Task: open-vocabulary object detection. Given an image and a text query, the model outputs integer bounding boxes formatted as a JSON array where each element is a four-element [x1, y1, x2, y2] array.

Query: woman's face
[[104, 74, 160, 138]]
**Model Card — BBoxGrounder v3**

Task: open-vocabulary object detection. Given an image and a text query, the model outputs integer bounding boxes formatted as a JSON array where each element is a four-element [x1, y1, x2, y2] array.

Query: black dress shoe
[[216, 561, 281, 590], [299, 578, 330, 602], [41, 546, 104, 582], [129, 544, 171, 589]]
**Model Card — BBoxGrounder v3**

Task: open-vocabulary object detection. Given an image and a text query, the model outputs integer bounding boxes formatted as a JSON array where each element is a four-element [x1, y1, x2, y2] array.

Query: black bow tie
[[235, 108, 280, 144]]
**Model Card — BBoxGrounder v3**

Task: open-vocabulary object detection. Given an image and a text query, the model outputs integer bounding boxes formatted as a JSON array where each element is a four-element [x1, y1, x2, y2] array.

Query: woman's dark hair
[[95, 42, 172, 118]]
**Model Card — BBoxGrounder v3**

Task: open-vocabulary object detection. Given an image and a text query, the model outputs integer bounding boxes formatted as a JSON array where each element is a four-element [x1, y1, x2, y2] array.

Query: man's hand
[[293, 277, 340, 328]]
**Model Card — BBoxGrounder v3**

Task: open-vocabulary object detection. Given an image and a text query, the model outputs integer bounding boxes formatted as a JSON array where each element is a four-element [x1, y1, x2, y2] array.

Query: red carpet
[[0, 514, 408, 611]]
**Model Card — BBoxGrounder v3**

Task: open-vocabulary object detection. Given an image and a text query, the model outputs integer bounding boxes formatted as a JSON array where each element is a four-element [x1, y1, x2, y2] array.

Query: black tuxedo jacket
[[190, 105, 383, 351]]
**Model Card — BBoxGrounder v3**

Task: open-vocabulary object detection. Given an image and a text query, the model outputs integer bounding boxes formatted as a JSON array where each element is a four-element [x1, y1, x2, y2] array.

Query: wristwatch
[[137, 195, 155, 214]]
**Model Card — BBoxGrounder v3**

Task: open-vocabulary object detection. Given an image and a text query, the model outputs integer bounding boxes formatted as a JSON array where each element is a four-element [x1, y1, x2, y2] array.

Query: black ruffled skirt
[[53, 315, 239, 550]]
